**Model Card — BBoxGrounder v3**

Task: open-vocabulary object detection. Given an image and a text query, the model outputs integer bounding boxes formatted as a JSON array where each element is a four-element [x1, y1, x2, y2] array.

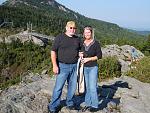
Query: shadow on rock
[[56, 81, 131, 112], [97, 81, 131, 111]]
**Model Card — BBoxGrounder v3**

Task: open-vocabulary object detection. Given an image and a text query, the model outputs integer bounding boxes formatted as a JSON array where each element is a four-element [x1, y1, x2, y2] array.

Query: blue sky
[[1, 0, 150, 30]]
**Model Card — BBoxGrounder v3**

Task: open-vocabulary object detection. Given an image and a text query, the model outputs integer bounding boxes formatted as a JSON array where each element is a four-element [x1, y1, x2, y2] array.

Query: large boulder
[[0, 30, 54, 46], [102, 44, 145, 73], [102, 44, 144, 60]]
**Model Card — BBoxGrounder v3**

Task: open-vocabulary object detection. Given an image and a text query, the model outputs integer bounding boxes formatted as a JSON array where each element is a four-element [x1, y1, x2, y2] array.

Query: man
[[48, 21, 81, 113]]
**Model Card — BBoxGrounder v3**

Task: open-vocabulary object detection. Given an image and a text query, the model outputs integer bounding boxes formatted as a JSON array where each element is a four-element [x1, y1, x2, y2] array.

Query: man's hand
[[53, 65, 59, 75], [51, 51, 59, 75]]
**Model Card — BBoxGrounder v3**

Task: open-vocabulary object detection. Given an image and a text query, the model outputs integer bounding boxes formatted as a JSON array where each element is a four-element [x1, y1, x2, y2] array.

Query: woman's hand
[[79, 52, 84, 57], [83, 56, 97, 63], [83, 58, 91, 63]]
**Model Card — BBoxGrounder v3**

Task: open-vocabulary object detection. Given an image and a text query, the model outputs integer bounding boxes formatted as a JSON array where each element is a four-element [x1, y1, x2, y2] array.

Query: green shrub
[[126, 56, 150, 83], [0, 74, 21, 89], [98, 56, 121, 81], [0, 41, 53, 89]]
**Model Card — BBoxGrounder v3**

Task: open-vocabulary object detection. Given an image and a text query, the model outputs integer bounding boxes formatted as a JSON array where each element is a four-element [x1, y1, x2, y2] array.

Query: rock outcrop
[[102, 44, 144, 73], [0, 72, 150, 113], [102, 44, 144, 59], [0, 30, 54, 46]]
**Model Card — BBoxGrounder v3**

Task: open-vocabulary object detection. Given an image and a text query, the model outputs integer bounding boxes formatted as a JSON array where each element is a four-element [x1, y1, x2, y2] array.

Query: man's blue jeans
[[84, 66, 99, 108], [48, 63, 77, 112]]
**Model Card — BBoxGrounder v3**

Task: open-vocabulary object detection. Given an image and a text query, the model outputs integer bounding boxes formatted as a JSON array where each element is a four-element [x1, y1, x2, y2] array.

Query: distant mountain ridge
[[0, 0, 145, 40], [135, 31, 150, 36], [2, 0, 67, 11], [126, 28, 150, 36], [2, 0, 74, 15]]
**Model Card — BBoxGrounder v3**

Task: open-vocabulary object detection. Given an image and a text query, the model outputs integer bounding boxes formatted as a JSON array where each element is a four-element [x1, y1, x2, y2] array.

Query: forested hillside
[[0, 4, 145, 38], [0, 0, 147, 41], [0, 5, 148, 50], [0, 0, 150, 89]]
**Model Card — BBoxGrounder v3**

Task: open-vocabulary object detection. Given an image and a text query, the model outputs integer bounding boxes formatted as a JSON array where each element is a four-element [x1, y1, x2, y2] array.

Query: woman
[[81, 26, 102, 112]]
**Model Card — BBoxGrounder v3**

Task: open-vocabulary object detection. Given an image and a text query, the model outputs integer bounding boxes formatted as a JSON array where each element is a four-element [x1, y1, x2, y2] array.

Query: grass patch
[[126, 56, 150, 83]]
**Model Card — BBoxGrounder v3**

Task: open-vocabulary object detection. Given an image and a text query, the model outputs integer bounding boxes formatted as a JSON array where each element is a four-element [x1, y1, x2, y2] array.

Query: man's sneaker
[[48, 109, 56, 113], [89, 107, 99, 112], [66, 105, 79, 110], [81, 106, 90, 112], [48, 105, 56, 113]]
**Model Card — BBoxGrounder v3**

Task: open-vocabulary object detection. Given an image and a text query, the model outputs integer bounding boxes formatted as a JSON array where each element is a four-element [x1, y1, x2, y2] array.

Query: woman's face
[[84, 29, 92, 40]]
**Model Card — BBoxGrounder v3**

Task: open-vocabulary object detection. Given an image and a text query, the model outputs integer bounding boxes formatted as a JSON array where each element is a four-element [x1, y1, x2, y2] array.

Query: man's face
[[66, 26, 76, 36]]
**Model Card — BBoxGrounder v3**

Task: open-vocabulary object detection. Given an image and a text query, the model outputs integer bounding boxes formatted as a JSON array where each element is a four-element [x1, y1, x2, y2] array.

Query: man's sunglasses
[[69, 27, 76, 29]]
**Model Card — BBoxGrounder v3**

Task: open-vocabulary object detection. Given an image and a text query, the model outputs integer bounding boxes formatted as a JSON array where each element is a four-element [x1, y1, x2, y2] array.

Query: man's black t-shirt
[[52, 34, 81, 64]]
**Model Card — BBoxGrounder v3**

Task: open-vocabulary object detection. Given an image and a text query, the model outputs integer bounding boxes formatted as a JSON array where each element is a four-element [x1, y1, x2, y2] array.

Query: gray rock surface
[[0, 72, 150, 113], [102, 44, 144, 73], [0, 30, 54, 46], [102, 44, 144, 59]]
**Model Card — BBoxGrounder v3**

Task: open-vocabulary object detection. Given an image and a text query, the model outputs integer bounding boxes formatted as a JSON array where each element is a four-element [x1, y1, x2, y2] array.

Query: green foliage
[[0, 5, 146, 38], [141, 34, 150, 56], [0, 40, 122, 89], [98, 57, 121, 81], [0, 5, 148, 55], [0, 28, 20, 37], [0, 0, 149, 89], [0, 74, 21, 89], [126, 56, 150, 83], [0, 40, 53, 89]]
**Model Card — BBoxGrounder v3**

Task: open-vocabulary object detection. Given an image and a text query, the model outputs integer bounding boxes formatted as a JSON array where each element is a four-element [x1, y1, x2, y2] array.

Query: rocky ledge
[[0, 72, 150, 113]]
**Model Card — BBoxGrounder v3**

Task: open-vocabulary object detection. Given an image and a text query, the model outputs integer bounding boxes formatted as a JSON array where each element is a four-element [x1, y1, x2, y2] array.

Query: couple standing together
[[48, 21, 102, 113]]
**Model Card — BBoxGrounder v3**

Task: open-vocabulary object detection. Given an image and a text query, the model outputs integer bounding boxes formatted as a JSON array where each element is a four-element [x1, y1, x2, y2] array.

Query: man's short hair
[[66, 21, 76, 28]]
